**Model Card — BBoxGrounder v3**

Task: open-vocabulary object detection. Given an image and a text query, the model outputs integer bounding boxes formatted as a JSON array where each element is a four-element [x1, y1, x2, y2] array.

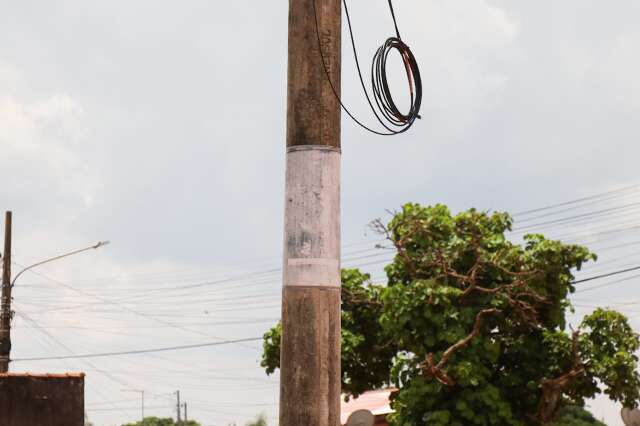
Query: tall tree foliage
[[262, 204, 640, 425], [552, 406, 606, 426], [245, 413, 268, 426]]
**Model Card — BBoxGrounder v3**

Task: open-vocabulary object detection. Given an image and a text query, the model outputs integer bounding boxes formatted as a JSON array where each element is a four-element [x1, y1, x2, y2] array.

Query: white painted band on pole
[[284, 146, 341, 288], [287, 258, 340, 287]]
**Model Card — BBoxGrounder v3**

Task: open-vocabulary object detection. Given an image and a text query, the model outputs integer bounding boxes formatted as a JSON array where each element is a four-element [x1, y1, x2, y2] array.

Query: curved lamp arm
[[11, 241, 110, 287]]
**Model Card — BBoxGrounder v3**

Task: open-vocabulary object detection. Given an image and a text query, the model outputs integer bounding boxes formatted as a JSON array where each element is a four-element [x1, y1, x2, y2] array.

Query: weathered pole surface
[[0, 211, 12, 373], [281, 0, 342, 425]]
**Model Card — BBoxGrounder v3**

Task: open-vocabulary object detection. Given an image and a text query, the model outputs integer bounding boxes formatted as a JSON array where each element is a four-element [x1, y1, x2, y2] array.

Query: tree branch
[[536, 331, 585, 424], [421, 308, 499, 387]]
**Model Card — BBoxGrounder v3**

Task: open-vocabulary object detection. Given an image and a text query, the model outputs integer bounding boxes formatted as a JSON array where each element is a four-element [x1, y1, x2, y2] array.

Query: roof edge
[[0, 372, 85, 378]]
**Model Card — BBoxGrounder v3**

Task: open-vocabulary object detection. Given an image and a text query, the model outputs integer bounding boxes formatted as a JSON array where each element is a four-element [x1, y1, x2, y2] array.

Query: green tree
[[262, 204, 640, 425], [122, 418, 201, 426], [245, 413, 268, 426], [551, 406, 606, 426]]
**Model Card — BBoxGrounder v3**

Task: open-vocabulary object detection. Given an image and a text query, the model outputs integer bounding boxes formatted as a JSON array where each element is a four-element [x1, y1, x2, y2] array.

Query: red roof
[[340, 389, 395, 425]]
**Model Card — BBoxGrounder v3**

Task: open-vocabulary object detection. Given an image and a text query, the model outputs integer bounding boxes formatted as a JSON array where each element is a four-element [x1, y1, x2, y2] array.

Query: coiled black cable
[[313, 0, 423, 136]]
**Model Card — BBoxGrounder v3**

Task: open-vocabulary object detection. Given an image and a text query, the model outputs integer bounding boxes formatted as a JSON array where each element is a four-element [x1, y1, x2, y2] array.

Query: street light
[[0, 239, 110, 372], [11, 240, 110, 287]]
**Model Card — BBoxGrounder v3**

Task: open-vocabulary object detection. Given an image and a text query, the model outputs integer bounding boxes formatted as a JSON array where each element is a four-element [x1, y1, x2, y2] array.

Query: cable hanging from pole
[[314, 0, 423, 136]]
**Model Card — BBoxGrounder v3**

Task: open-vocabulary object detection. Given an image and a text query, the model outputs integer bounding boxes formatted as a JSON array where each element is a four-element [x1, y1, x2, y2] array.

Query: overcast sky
[[2, 1, 640, 425]]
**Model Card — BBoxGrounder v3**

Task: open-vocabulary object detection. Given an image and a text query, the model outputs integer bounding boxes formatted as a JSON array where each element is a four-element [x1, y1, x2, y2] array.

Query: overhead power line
[[515, 193, 640, 224], [12, 337, 263, 362], [13, 263, 258, 348], [15, 265, 640, 362], [512, 201, 640, 233], [572, 265, 640, 285], [575, 274, 640, 295], [13, 269, 640, 362], [513, 184, 640, 217], [15, 312, 134, 417]]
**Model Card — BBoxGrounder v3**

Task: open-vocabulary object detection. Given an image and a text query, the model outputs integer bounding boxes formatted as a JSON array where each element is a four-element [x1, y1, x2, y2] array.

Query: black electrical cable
[[12, 337, 264, 361], [572, 265, 640, 285], [313, 0, 423, 136]]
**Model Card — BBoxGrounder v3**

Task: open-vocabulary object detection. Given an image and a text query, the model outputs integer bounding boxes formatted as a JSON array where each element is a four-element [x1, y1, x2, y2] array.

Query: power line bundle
[[314, 0, 423, 135]]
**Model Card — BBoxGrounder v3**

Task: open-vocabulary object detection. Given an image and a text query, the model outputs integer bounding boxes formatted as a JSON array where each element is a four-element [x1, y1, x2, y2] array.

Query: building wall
[[0, 373, 85, 426]]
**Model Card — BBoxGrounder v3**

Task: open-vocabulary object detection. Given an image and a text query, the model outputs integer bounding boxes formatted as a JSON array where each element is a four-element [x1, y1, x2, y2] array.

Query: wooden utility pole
[[281, 1, 342, 426], [0, 211, 12, 373], [182, 402, 188, 422]]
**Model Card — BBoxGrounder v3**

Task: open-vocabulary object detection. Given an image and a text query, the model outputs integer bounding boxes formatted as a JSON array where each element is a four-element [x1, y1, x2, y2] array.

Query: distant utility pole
[[122, 389, 144, 422], [182, 402, 188, 422], [280, 0, 342, 425], [0, 211, 12, 373], [175, 390, 181, 424], [139, 390, 145, 421]]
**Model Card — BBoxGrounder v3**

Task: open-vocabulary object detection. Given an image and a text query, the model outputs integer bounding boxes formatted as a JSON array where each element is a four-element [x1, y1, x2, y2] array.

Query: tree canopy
[[552, 406, 606, 426], [245, 413, 268, 426], [262, 204, 640, 425]]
